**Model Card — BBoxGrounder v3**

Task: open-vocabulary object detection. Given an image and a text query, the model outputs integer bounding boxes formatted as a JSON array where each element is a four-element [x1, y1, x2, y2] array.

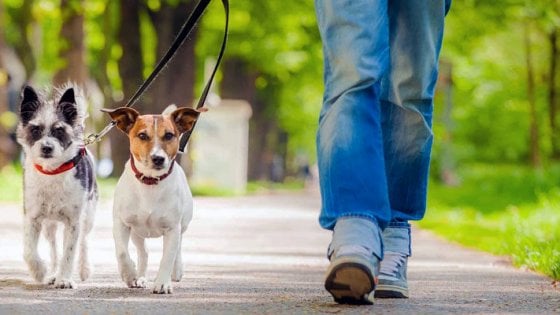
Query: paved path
[[0, 191, 558, 314]]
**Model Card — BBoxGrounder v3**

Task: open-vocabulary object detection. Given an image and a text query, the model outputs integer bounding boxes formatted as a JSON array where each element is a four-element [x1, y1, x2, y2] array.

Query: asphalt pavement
[[0, 190, 558, 314]]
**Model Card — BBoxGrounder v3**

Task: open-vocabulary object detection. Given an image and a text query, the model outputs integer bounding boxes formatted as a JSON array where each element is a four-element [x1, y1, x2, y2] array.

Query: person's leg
[[315, 0, 389, 304], [376, 0, 451, 298]]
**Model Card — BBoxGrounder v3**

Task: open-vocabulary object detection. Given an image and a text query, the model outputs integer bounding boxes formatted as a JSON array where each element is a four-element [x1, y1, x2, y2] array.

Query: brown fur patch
[[129, 115, 180, 162]]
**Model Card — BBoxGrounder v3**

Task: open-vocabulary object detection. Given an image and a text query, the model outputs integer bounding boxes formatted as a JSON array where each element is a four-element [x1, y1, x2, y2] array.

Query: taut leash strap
[[178, 0, 229, 153], [85, 0, 229, 147]]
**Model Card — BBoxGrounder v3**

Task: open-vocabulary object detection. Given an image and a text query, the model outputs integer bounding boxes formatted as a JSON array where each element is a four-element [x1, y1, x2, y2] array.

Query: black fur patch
[[24, 124, 45, 147], [57, 88, 77, 125], [50, 125, 72, 150], [74, 152, 96, 193], [20, 86, 41, 126]]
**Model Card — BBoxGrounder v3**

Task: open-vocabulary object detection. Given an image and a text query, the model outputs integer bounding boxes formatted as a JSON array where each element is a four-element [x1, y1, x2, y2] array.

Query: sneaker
[[325, 245, 380, 305], [374, 251, 409, 298]]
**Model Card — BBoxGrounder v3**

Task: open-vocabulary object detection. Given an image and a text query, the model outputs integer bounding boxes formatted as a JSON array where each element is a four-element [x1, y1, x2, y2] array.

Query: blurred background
[[0, 1, 558, 281]]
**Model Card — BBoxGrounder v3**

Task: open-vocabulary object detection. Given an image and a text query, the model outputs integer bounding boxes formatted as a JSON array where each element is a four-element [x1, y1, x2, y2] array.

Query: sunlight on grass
[[0, 164, 22, 203], [422, 164, 560, 280], [0, 165, 118, 203]]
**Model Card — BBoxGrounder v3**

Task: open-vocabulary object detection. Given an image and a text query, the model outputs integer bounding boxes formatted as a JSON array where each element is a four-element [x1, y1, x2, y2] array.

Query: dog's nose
[[151, 155, 165, 167], [41, 145, 53, 155]]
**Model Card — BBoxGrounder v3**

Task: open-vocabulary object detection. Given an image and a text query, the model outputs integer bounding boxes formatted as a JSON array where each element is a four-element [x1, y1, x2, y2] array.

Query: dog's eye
[[163, 132, 174, 141], [52, 127, 65, 138], [138, 133, 149, 141], [30, 126, 43, 140]]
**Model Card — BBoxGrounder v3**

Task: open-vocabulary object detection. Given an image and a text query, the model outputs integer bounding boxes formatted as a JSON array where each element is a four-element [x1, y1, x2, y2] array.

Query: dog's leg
[[24, 216, 47, 283], [171, 234, 183, 282], [43, 221, 58, 274], [114, 220, 144, 288], [131, 233, 148, 287], [51, 218, 80, 289], [79, 202, 95, 281], [153, 227, 180, 294]]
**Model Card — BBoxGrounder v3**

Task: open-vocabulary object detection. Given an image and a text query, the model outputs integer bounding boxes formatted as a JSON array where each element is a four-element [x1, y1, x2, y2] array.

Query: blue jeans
[[315, 0, 450, 252]]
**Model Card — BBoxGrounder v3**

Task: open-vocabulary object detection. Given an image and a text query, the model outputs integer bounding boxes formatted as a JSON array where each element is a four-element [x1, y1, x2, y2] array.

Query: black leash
[[85, 0, 229, 152], [179, 0, 229, 153]]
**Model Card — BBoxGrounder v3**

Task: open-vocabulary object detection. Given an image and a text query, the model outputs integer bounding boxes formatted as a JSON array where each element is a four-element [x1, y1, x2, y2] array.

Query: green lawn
[[422, 164, 560, 280]]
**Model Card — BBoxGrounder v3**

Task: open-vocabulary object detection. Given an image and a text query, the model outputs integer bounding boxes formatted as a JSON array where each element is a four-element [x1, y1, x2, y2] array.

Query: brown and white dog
[[102, 105, 204, 294]]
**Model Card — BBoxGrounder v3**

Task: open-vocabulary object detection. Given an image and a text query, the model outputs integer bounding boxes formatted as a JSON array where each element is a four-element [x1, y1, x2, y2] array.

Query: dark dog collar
[[129, 154, 175, 185], [34, 147, 86, 175]]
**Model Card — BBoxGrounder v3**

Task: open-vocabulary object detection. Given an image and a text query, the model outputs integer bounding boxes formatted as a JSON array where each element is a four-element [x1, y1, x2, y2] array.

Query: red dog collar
[[34, 148, 86, 175], [130, 155, 175, 185]]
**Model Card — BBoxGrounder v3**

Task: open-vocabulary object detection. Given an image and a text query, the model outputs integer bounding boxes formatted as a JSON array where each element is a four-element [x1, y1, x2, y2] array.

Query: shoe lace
[[380, 251, 406, 276]]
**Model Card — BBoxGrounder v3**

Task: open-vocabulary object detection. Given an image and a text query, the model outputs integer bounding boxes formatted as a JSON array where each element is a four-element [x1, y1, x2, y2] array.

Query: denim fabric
[[382, 224, 411, 256], [328, 217, 383, 260], [315, 0, 450, 252]]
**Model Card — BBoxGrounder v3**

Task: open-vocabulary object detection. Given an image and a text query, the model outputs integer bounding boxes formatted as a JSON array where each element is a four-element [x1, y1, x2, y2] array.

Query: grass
[[0, 164, 118, 202], [422, 163, 560, 280], [0, 163, 23, 203]]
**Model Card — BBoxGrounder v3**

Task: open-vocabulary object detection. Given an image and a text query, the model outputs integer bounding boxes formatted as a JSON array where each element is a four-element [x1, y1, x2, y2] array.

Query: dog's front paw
[[27, 259, 47, 283], [153, 281, 173, 294], [129, 277, 147, 288], [54, 278, 75, 289], [47, 276, 56, 285], [80, 262, 92, 281], [172, 266, 183, 282]]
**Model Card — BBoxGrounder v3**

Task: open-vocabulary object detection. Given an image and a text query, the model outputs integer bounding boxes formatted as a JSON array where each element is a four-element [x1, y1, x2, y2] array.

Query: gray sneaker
[[325, 245, 380, 304], [374, 251, 409, 298]]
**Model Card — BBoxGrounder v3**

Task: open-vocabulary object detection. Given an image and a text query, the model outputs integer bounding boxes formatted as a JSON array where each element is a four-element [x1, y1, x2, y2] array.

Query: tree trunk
[[89, 1, 117, 160], [0, 0, 7, 112], [146, 0, 197, 112], [112, 0, 144, 176], [525, 22, 541, 167], [438, 59, 459, 185], [549, 29, 559, 159], [12, 0, 35, 79], [0, 0, 14, 168], [53, 0, 87, 85]]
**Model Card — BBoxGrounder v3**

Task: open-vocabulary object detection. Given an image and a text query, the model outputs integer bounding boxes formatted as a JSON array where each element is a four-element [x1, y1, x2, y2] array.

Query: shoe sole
[[325, 257, 377, 305], [374, 284, 409, 298]]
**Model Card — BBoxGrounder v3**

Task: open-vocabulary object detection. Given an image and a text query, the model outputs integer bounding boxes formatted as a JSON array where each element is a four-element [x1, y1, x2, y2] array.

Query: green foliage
[[198, 0, 323, 162], [0, 164, 23, 203], [421, 163, 560, 280], [0, 165, 118, 202], [432, 0, 558, 165]]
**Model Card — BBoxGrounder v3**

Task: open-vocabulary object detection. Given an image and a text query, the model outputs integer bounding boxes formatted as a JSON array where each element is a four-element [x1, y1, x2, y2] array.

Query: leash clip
[[83, 121, 117, 146]]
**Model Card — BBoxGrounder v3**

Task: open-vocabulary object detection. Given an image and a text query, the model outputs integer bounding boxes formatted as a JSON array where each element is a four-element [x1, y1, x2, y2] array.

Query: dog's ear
[[20, 85, 41, 125], [101, 107, 139, 133], [57, 88, 78, 125], [170, 107, 207, 134]]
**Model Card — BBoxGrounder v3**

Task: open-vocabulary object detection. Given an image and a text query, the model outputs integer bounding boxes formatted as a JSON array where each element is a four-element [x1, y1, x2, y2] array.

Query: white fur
[[22, 155, 97, 288], [113, 158, 192, 294], [18, 85, 97, 288]]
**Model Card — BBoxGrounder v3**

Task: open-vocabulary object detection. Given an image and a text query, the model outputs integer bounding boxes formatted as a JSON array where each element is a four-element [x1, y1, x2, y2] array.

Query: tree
[[200, 0, 322, 180], [111, 0, 144, 176], [9, 0, 35, 79], [524, 20, 541, 167], [53, 0, 87, 85], [145, 0, 198, 111]]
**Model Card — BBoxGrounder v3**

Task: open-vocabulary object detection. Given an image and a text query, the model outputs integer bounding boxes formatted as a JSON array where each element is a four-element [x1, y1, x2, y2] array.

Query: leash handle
[[178, 0, 229, 153]]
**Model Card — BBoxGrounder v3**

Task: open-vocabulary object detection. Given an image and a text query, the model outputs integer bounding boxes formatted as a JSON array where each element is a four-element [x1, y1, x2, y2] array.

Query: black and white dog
[[16, 85, 97, 289]]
